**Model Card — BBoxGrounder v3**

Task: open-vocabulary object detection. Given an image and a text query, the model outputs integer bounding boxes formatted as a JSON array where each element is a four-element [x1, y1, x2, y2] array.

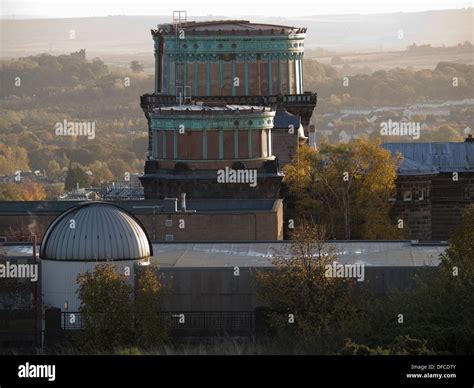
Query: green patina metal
[[277, 60, 282, 94], [155, 34, 305, 55], [206, 62, 211, 96], [164, 51, 302, 62], [231, 60, 236, 96], [150, 113, 275, 131], [193, 62, 198, 96], [244, 60, 249, 95], [234, 129, 239, 158], [287, 59, 291, 94], [268, 58, 273, 95]]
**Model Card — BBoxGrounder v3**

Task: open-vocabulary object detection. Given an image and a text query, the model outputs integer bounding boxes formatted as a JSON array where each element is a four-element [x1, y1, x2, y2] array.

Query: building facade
[[383, 140, 474, 240], [139, 20, 317, 199]]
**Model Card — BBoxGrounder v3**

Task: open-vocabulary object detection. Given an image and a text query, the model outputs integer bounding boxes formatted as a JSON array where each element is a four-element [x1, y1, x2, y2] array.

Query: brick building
[[383, 139, 474, 240], [0, 199, 283, 242], [139, 19, 317, 199]]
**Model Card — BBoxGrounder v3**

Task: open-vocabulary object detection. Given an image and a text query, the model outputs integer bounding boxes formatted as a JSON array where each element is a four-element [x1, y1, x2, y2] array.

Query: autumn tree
[[0, 182, 46, 201], [77, 263, 134, 351], [135, 266, 168, 348], [256, 223, 363, 353], [0, 144, 29, 175], [283, 139, 403, 240]]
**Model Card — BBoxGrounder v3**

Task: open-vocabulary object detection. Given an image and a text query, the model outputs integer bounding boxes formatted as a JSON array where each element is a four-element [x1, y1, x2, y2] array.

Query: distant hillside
[[0, 9, 472, 58]]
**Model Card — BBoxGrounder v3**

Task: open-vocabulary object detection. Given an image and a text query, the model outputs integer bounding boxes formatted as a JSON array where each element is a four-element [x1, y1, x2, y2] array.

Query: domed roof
[[40, 202, 153, 261]]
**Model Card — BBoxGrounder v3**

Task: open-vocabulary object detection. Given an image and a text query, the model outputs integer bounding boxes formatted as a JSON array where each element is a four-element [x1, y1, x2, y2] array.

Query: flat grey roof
[[150, 241, 446, 268], [2, 241, 447, 267], [0, 199, 279, 215]]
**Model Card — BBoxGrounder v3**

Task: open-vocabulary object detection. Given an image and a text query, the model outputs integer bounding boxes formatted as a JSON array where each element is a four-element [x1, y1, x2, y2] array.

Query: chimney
[[180, 193, 187, 212]]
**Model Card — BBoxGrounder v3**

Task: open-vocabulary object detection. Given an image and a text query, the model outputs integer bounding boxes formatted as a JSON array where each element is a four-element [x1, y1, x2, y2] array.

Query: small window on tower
[[418, 189, 425, 201], [165, 219, 173, 227], [403, 190, 413, 202], [388, 189, 397, 202]]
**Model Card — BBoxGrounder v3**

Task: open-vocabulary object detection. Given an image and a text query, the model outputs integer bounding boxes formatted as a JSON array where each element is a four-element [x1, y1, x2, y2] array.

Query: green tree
[[361, 205, 474, 354], [64, 164, 88, 190]]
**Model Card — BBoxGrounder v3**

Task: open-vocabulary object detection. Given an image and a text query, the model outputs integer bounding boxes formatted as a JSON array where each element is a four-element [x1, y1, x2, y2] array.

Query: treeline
[[0, 52, 151, 185], [0, 51, 473, 191], [304, 60, 474, 108], [406, 41, 473, 55]]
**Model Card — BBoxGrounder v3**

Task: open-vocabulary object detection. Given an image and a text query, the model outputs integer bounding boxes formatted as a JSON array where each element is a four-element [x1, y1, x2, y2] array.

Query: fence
[[60, 311, 255, 333]]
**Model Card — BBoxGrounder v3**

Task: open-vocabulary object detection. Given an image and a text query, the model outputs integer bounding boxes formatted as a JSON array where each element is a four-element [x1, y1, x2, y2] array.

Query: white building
[[40, 202, 152, 312]]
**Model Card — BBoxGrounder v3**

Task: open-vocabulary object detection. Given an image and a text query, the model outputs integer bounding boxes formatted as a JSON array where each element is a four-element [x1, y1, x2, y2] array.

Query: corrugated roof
[[150, 241, 446, 268], [383, 142, 474, 174]]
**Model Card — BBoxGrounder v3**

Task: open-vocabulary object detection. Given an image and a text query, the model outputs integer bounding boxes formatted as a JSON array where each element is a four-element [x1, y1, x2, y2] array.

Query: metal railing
[[60, 311, 255, 332]]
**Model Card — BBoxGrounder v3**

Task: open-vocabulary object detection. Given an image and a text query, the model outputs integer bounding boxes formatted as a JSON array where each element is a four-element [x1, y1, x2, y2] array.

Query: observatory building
[[40, 202, 152, 311], [140, 19, 317, 199]]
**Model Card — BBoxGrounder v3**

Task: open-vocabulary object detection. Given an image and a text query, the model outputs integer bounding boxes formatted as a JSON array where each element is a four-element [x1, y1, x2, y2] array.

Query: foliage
[[130, 61, 144, 73], [353, 205, 474, 354], [135, 267, 169, 348], [77, 263, 168, 351], [392, 205, 474, 354], [283, 139, 403, 239], [341, 336, 433, 355], [0, 182, 46, 200], [64, 165, 88, 190], [77, 263, 135, 350], [256, 223, 364, 353]]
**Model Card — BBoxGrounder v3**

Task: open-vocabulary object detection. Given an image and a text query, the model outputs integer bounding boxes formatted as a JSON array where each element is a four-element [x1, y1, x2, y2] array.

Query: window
[[403, 190, 412, 202], [418, 189, 426, 201], [165, 219, 173, 227], [388, 189, 397, 202], [165, 234, 174, 241]]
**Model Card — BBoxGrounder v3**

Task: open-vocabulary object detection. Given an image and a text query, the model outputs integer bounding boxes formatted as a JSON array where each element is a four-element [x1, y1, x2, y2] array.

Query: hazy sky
[[1, 0, 471, 18]]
